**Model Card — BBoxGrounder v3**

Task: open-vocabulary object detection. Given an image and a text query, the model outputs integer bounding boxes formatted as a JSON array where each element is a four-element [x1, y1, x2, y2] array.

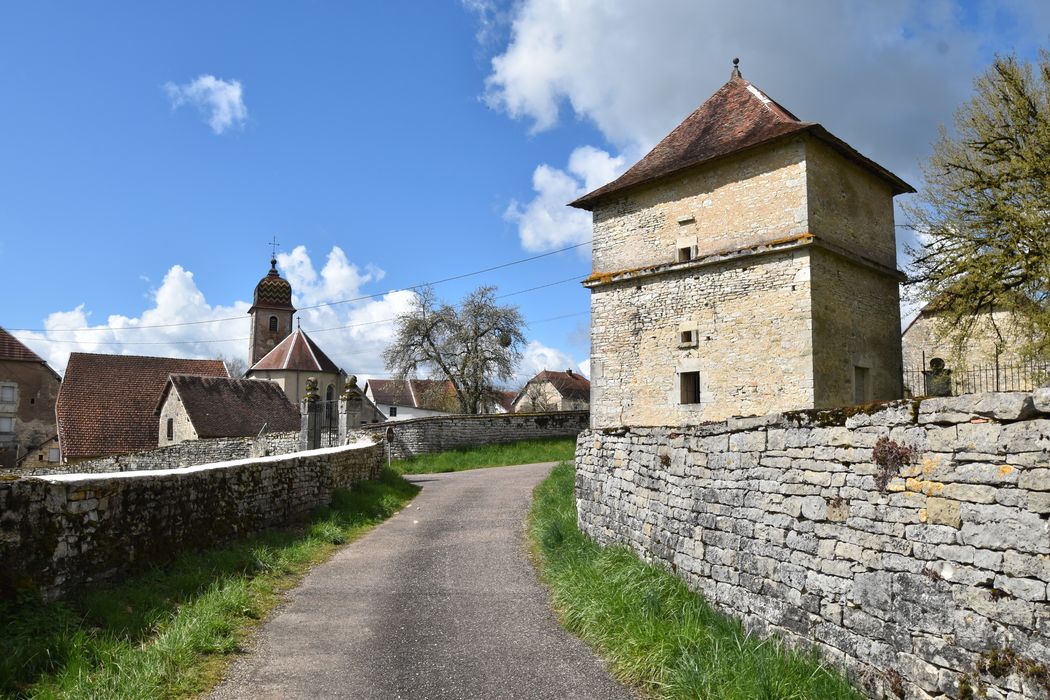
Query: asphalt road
[[211, 462, 633, 700]]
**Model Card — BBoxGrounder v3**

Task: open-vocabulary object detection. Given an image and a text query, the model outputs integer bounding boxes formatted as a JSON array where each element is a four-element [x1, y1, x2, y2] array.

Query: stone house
[[56, 353, 229, 462], [365, 378, 458, 420], [573, 64, 913, 428], [0, 327, 62, 469], [512, 369, 590, 413], [156, 375, 300, 446]]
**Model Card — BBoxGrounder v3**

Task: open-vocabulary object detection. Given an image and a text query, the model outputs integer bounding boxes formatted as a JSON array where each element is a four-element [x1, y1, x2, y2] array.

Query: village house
[[156, 374, 300, 446], [574, 62, 913, 428], [0, 327, 62, 469], [56, 353, 229, 463], [512, 369, 590, 413], [365, 378, 458, 420]]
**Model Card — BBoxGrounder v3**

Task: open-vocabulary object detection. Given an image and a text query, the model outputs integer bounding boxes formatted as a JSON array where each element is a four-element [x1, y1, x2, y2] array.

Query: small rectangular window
[[166, 418, 174, 441], [679, 330, 697, 348], [48, 447, 60, 462], [680, 372, 701, 404], [677, 246, 694, 263], [0, 416, 14, 432], [853, 366, 870, 404], [389, 406, 397, 417], [0, 386, 14, 403]]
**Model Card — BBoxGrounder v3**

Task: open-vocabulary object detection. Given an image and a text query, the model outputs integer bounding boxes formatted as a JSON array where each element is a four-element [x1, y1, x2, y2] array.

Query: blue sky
[[2, 1, 1047, 383]]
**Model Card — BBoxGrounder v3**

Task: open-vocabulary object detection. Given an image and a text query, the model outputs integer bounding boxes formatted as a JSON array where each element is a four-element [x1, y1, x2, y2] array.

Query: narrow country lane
[[210, 462, 634, 700]]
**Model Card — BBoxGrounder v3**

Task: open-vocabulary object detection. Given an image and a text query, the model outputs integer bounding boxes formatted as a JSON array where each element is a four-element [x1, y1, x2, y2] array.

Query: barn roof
[[159, 375, 300, 438]]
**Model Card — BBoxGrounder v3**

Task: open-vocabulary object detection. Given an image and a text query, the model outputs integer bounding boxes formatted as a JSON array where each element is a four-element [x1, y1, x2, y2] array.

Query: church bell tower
[[248, 257, 296, 368]]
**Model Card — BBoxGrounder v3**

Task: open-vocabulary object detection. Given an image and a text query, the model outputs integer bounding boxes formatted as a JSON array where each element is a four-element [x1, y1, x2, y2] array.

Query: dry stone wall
[[0, 438, 384, 600], [357, 411, 588, 461], [576, 392, 1050, 699], [14, 431, 300, 476]]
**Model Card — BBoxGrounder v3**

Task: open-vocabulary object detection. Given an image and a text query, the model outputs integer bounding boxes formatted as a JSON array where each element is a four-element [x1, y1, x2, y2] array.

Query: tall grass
[[390, 437, 576, 474], [0, 468, 419, 699], [530, 463, 863, 700]]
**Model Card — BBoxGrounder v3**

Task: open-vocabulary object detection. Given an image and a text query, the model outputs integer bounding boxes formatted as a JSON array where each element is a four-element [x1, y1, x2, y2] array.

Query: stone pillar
[[300, 377, 321, 450], [338, 375, 364, 444]]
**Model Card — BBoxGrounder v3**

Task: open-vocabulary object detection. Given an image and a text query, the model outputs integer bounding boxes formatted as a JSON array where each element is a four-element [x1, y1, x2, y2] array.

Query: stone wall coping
[[591, 391, 1049, 436], [358, 409, 589, 430], [33, 440, 376, 484]]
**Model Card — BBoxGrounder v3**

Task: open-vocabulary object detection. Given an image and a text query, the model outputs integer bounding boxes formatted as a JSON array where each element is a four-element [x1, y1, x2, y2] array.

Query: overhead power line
[[16, 277, 591, 347], [8, 241, 591, 334]]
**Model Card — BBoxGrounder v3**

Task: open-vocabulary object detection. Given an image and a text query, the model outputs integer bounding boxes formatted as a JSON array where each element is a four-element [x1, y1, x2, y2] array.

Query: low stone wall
[[356, 411, 589, 461], [576, 392, 1050, 699], [0, 437, 384, 600], [14, 431, 300, 476]]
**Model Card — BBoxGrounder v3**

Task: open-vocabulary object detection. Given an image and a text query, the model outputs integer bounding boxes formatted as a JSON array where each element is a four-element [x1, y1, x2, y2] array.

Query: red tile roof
[[57, 353, 229, 458], [571, 73, 913, 210], [249, 329, 341, 373], [366, 378, 457, 411], [0, 327, 47, 363], [159, 375, 300, 438], [530, 370, 591, 402]]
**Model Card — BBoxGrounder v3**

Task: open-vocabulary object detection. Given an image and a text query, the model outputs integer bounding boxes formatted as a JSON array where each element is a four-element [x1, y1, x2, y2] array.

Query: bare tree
[[383, 286, 525, 414], [219, 354, 249, 379]]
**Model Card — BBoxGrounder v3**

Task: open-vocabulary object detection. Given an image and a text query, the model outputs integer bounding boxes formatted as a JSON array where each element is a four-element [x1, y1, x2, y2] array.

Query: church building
[[575, 62, 913, 428], [243, 255, 346, 404]]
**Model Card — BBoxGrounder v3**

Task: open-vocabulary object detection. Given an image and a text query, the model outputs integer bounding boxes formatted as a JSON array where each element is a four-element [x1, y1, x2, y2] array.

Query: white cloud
[[164, 75, 248, 134], [577, 357, 590, 378], [479, 0, 1050, 257], [514, 339, 582, 385], [13, 248, 413, 378], [504, 145, 626, 253]]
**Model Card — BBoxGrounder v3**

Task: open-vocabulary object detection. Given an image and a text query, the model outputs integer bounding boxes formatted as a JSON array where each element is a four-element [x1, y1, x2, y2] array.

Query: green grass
[[529, 463, 863, 700], [390, 437, 576, 474], [0, 468, 419, 699]]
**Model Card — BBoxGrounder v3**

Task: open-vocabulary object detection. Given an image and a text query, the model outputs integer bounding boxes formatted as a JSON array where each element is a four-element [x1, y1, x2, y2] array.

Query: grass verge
[[529, 462, 862, 700], [390, 437, 576, 474], [0, 467, 419, 699]]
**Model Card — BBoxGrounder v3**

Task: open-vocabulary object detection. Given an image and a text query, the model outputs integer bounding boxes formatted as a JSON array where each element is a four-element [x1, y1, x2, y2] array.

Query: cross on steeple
[[269, 236, 280, 260]]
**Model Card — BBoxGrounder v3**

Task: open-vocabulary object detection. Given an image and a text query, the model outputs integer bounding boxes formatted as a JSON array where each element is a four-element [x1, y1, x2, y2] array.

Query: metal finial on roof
[[731, 57, 741, 79]]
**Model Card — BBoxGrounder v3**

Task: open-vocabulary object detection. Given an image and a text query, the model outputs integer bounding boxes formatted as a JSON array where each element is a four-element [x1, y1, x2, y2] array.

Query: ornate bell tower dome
[[248, 257, 296, 368]]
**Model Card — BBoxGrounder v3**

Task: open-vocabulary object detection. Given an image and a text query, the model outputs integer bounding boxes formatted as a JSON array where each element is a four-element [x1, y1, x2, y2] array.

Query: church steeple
[[248, 254, 296, 368]]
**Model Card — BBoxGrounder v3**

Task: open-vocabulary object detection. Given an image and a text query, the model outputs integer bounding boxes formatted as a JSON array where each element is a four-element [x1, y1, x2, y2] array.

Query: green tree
[[383, 286, 526, 414], [905, 50, 1050, 357]]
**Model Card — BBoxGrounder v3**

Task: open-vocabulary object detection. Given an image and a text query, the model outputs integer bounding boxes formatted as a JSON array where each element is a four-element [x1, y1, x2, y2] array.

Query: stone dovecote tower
[[248, 257, 296, 368], [573, 62, 914, 429]]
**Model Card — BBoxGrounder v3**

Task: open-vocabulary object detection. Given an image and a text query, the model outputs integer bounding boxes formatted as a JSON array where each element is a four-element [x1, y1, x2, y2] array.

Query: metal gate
[[305, 400, 341, 449]]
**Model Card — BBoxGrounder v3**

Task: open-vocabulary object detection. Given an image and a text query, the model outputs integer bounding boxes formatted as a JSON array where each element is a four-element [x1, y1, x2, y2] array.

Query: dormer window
[[676, 235, 698, 263], [269, 316, 279, 332]]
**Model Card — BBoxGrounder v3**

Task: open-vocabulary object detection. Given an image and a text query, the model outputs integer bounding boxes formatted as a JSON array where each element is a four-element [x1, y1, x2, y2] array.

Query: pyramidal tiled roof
[[571, 70, 912, 210], [249, 328, 341, 373], [0, 327, 47, 363]]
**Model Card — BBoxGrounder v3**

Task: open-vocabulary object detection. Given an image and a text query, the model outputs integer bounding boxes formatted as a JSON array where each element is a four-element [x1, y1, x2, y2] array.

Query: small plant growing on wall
[[872, 436, 916, 491]]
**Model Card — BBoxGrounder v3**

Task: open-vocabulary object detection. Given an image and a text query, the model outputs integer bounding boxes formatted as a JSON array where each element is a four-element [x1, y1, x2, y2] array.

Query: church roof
[[570, 68, 913, 211], [56, 353, 229, 458], [250, 258, 295, 312], [0, 327, 47, 364], [249, 328, 341, 373], [158, 375, 301, 438]]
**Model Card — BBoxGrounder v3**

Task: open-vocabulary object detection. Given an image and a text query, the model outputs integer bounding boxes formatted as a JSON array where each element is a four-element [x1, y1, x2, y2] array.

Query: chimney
[[566, 369, 574, 377]]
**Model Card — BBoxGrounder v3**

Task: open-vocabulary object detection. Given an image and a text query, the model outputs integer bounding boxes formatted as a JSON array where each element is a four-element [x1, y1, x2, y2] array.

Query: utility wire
[[16, 276, 590, 346], [8, 241, 590, 334]]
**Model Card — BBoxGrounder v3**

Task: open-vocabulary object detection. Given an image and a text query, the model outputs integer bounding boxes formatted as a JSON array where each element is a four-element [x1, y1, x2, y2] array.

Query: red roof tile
[[249, 329, 341, 373], [160, 375, 300, 438], [366, 378, 457, 411], [0, 327, 47, 363], [57, 353, 229, 458], [530, 370, 591, 402], [571, 74, 912, 210]]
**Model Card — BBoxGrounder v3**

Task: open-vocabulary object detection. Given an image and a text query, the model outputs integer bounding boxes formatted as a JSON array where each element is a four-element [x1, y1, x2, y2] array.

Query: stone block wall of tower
[[586, 136, 904, 429]]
